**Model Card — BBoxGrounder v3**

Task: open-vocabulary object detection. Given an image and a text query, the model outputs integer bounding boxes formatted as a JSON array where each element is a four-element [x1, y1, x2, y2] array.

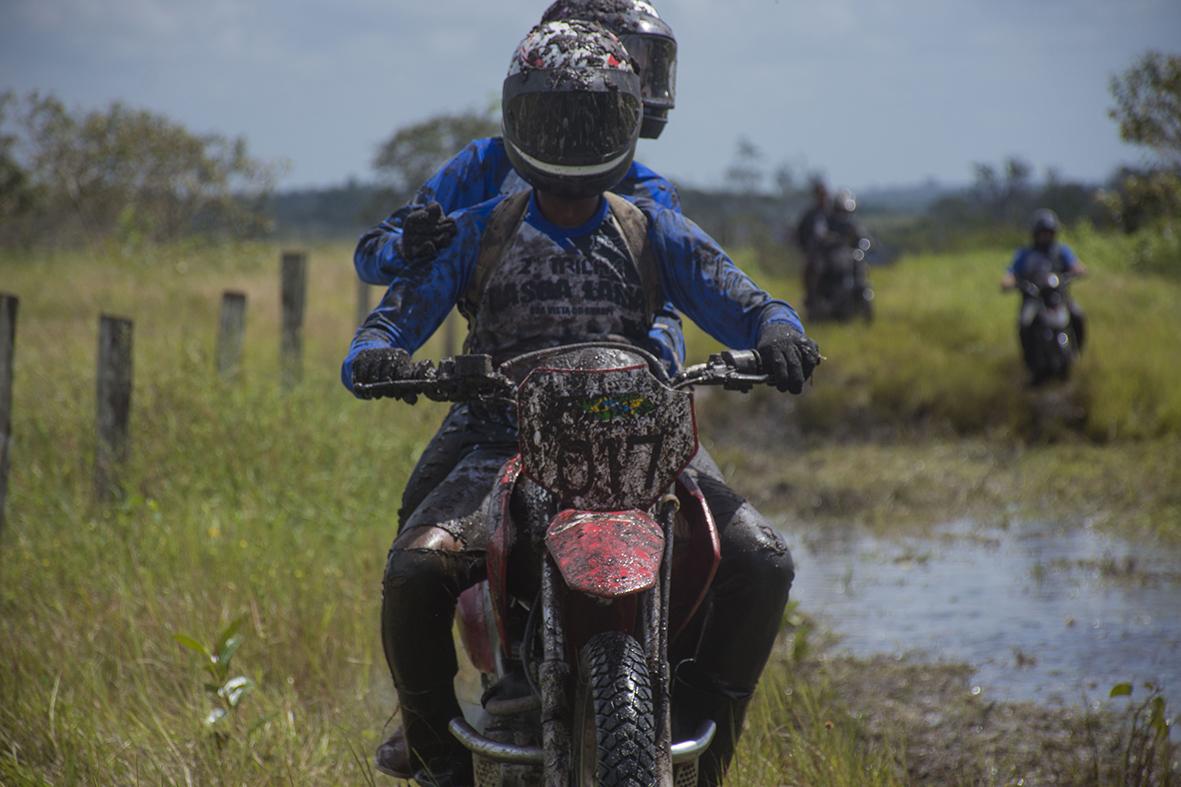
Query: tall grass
[[701, 225, 1181, 441], [1, 230, 1174, 783], [0, 243, 901, 784]]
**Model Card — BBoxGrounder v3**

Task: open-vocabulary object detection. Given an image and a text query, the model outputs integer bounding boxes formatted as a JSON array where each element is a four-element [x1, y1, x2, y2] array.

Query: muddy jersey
[[467, 205, 649, 362], [355, 137, 681, 287], [353, 136, 687, 371], [343, 192, 805, 392]]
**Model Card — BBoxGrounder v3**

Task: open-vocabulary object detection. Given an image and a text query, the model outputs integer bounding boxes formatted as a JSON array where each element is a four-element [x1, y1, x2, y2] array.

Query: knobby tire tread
[[578, 631, 659, 787]]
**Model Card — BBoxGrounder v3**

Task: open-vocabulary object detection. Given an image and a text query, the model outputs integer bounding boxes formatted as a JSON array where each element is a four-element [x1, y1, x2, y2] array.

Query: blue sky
[[3, 0, 1178, 191]]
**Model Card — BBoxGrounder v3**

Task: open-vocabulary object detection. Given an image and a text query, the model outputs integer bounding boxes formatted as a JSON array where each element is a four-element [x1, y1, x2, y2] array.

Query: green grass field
[[1, 229, 1177, 784]]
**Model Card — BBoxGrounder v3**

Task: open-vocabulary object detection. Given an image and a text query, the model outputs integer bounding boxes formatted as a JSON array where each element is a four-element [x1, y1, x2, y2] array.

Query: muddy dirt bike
[[356, 342, 780, 787], [807, 237, 875, 323], [1015, 271, 1079, 384]]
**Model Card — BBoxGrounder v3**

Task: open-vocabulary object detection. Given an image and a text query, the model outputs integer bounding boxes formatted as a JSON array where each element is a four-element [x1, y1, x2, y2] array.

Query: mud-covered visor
[[620, 34, 677, 109], [502, 69, 642, 170]]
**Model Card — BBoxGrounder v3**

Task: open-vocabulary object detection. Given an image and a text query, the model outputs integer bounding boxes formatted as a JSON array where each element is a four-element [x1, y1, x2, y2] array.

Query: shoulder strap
[[603, 192, 663, 324], [460, 191, 532, 320]]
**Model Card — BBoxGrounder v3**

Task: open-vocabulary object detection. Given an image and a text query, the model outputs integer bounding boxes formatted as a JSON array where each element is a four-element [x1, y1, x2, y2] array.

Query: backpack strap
[[603, 192, 663, 325], [460, 190, 532, 321]]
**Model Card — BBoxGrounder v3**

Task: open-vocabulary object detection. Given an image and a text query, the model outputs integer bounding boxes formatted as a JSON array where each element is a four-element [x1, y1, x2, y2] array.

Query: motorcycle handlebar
[[352, 347, 774, 401]]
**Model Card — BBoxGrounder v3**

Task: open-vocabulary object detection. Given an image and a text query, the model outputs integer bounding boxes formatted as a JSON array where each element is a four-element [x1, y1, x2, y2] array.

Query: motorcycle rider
[[826, 189, 868, 249], [1000, 209, 1087, 373], [361, 0, 685, 531], [795, 177, 829, 311], [355, 0, 684, 373], [346, 21, 819, 786], [362, 4, 688, 774], [799, 187, 871, 320]]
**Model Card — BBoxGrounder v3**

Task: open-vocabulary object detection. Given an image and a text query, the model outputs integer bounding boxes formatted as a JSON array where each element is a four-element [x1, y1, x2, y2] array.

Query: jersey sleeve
[[353, 137, 512, 286], [624, 160, 682, 213], [646, 206, 804, 350], [1007, 249, 1025, 275], [1058, 244, 1079, 271], [342, 199, 501, 393]]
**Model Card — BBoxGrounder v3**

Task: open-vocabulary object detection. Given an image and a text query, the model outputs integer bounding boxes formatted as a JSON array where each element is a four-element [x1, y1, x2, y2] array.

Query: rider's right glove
[[400, 203, 457, 265], [756, 323, 821, 394], [351, 347, 419, 403]]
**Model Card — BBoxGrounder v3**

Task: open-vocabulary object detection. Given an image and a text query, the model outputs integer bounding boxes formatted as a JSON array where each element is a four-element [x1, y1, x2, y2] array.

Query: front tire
[[572, 632, 658, 787]]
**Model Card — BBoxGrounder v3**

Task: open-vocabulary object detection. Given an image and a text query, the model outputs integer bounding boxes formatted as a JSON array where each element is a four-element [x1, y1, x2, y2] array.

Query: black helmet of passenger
[[832, 189, 857, 214], [1031, 208, 1059, 236], [502, 20, 643, 199], [541, 0, 677, 139]]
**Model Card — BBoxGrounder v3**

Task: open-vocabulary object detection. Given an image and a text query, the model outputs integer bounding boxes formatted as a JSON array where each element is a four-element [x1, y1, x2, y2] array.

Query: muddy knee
[[383, 526, 470, 598], [720, 507, 795, 593]]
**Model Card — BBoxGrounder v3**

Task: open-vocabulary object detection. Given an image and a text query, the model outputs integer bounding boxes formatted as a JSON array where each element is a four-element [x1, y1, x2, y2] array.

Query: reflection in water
[[783, 518, 1181, 705]]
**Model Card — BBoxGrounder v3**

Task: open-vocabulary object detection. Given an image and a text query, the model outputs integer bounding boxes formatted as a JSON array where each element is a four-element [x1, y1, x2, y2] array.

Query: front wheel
[[572, 631, 659, 787]]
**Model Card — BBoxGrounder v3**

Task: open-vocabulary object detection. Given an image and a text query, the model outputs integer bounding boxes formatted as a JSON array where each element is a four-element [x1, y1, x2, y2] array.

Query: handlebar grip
[[720, 349, 762, 375]]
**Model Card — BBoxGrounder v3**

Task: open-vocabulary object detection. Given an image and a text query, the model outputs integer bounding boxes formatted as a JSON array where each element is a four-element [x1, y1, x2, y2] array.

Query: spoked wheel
[[572, 632, 659, 787]]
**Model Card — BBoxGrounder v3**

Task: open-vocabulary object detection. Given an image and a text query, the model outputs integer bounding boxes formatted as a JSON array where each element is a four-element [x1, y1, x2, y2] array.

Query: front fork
[[537, 497, 679, 787]]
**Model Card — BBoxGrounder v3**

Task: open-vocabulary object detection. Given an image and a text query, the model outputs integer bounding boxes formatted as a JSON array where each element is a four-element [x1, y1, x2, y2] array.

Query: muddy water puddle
[[784, 518, 1181, 705]]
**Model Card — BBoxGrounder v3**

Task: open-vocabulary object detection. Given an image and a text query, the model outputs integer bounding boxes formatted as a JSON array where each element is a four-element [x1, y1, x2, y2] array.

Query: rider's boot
[[673, 660, 754, 787], [374, 727, 412, 779]]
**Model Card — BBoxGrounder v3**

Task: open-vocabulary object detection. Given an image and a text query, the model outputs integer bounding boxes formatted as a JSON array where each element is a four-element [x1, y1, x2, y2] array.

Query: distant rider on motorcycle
[[1000, 209, 1087, 372], [795, 178, 829, 312], [345, 21, 819, 786], [798, 187, 872, 321]]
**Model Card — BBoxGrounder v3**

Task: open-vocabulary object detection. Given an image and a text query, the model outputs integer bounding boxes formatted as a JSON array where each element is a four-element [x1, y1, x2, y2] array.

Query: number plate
[[517, 364, 697, 510]]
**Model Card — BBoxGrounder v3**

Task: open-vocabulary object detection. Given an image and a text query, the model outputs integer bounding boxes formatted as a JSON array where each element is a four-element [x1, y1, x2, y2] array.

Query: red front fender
[[544, 509, 665, 599]]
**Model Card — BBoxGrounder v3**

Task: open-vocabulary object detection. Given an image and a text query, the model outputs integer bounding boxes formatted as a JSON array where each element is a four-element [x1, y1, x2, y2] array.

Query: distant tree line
[[0, 91, 277, 249], [6, 49, 1174, 270]]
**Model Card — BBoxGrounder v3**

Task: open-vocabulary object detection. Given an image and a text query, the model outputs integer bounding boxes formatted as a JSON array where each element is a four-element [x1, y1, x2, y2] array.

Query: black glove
[[756, 323, 821, 394], [351, 348, 418, 403], [400, 203, 457, 264]]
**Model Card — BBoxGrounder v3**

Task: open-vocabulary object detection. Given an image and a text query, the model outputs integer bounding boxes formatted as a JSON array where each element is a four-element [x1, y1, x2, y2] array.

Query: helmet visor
[[503, 84, 642, 169], [621, 34, 677, 108]]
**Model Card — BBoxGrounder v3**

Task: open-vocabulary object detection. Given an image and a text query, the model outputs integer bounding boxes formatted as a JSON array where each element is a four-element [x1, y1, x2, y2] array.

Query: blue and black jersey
[[344, 192, 802, 391], [354, 136, 686, 366]]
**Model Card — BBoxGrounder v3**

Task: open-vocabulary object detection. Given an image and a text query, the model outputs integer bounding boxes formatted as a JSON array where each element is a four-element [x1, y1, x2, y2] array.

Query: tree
[[1109, 51, 1181, 165], [0, 91, 277, 247], [1104, 52, 1181, 237], [372, 109, 500, 202], [724, 137, 765, 194]]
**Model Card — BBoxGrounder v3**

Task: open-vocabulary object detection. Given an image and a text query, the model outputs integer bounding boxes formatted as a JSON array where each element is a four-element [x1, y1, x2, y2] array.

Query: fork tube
[[655, 496, 678, 785], [539, 555, 571, 786]]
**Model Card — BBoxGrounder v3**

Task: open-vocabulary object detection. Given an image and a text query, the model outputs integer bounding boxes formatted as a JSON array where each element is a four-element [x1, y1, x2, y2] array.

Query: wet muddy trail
[[784, 517, 1181, 707]]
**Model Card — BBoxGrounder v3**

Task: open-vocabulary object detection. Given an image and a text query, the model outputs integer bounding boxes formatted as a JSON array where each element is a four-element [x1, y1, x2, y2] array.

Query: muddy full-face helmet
[[502, 20, 643, 199], [541, 0, 677, 139]]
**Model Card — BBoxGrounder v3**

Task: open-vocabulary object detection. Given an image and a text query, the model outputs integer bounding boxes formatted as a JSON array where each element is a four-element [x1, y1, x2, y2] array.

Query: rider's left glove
[[400, 203, 457, 265], [351, 347, 419, 403], [756, 323, 821, 394]]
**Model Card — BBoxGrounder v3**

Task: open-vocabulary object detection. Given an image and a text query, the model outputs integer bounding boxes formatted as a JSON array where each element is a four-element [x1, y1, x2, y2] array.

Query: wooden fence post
[[217, 291, 247, 380], [280, 251, 307, 388], [0, 293, 17, 533], [95, 315, 133, 502], [356, 279, 371, 328]]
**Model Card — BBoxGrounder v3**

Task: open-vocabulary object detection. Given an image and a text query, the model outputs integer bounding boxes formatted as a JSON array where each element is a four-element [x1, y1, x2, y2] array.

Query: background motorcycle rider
[[1000, 209, 1088, 375], [345, 21, 819, 786], [794, 177, 829, 311]]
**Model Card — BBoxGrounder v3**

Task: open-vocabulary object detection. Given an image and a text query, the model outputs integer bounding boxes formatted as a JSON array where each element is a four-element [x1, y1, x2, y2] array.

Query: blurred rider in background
[[1001, 209, 1088, 372]]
